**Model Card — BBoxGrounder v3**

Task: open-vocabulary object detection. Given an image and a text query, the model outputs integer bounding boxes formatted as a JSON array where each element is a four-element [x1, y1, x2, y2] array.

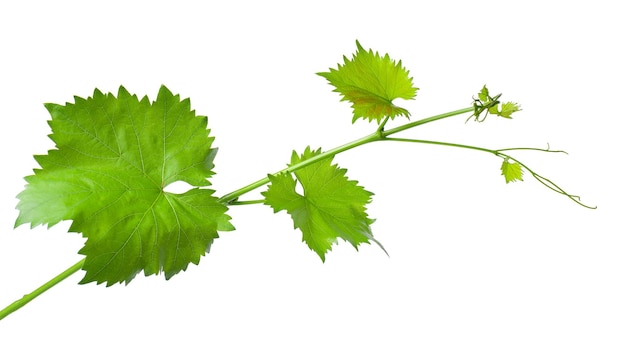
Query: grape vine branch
[[0, 41, 595, 321]]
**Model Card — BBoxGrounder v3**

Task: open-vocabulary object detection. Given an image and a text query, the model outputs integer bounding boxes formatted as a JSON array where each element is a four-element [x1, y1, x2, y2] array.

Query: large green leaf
[[16, 86, 233, 285]]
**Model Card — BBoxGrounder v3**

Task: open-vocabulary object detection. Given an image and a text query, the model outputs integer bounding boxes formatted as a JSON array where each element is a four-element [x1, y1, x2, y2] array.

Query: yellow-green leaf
[[317, 40, 418, 123], [501, 159, 524, 183]]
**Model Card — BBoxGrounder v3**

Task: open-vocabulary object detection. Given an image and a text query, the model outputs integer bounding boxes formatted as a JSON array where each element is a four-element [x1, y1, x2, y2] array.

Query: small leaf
[[317, 40, 418, 123], [16, 86, 233, 285], [501, 159, 524, 183], [478, 85, 490, 103], [488, 105, 500, 115], [497, 101, 521, 118], [263, 147, 383, 261]]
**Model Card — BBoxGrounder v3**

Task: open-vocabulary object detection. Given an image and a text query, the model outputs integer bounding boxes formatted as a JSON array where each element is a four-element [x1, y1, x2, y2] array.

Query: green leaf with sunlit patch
[[15, 86, 233, 286]]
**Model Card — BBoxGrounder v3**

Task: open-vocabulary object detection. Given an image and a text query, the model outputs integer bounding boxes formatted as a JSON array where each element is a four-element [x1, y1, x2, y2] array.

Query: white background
[[1, 1, 624, 352]]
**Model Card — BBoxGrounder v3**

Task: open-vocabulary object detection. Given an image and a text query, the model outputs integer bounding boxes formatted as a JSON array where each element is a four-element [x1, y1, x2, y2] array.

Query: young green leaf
[[471, 85, 521, 121], [15, 86, 233, 286], [263, 147, 383, 261], [501, 158, 524, 183], [478, 85, 490, 103], [317, 40, 418, 124], [497, 101, 521, 118]]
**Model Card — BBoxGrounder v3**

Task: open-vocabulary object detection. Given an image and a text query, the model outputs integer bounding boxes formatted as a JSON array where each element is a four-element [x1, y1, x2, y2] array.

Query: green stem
[[383, 137, 596, 209], [496, 145, 567, 154], [219, 106, 473, 204], [228, 199, 266, 205], [382, 107, 474, 136], [0, 259, 85, 321], [377, 116, 390, 133], [384, 137, 497, 154]]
